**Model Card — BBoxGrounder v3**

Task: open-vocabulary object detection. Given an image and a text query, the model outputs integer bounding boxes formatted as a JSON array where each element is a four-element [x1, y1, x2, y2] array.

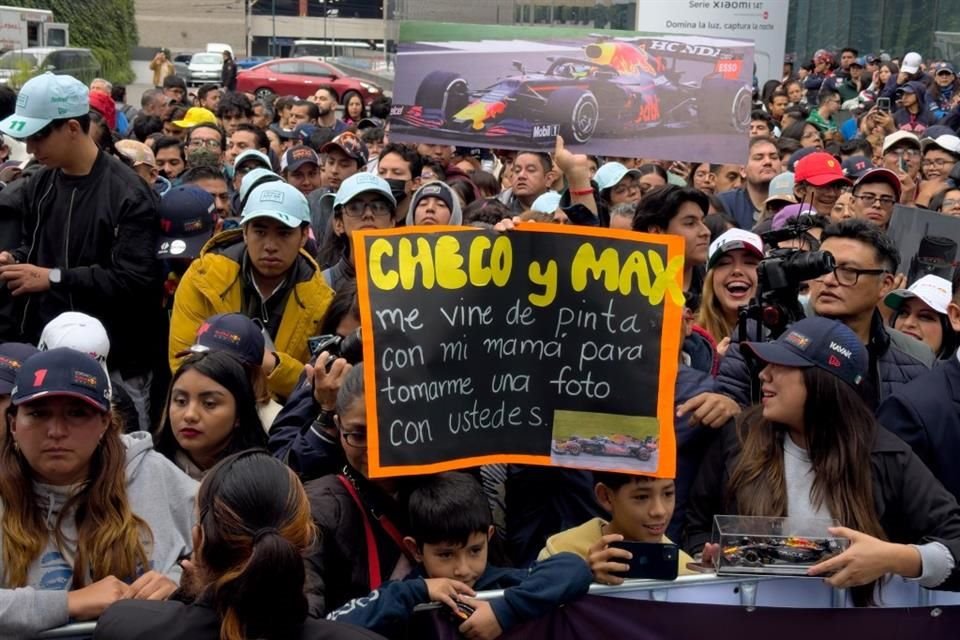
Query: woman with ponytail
[[0, 349, 196, 638], [95, 450, 383, 640]]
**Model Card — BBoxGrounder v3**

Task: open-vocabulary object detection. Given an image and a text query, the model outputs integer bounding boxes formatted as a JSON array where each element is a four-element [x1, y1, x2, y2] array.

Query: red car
[[236, 57, 383, 106]]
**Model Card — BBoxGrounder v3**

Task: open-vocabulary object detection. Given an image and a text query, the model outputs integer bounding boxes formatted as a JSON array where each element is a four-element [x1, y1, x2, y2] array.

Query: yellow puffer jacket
[[168, 229, 335, 399]]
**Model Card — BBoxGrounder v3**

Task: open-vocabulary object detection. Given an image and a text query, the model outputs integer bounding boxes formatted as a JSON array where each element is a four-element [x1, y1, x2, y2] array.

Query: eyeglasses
[[342, 200, 393, 218], [887, 148, 920, 159], [829, 265, 889, 286], [188, 138, 222, 149], [923, 159, 956, 169], [852, 193, 896, 208], [341, 430, 367, 448], [612, 180, 639, 196], [941, 198, 960, 210]]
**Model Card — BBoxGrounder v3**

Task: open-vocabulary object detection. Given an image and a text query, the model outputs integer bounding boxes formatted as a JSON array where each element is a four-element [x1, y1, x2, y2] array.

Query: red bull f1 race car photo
[[392, 37, 752, 148]]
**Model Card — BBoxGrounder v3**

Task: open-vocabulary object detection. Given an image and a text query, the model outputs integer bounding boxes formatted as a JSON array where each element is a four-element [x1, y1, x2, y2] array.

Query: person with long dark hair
[[685, 317, 960, 602], [95, 450, 384, 640], [155, 352, 267, 480]]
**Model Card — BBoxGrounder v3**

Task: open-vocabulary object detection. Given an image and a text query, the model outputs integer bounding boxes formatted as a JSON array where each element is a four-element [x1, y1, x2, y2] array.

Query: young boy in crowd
[[327, 472, 592, 638], [538, 472, 696, 584]]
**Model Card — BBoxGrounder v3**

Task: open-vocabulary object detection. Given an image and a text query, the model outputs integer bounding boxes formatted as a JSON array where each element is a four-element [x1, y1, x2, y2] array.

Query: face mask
[[186, 148, 221, 171], [223, 164, 235, 180], [385, 178, 408, 203]]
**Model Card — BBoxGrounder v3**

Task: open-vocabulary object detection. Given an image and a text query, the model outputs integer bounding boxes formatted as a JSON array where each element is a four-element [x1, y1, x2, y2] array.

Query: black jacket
[[717, 311, 935, 409], [684, 422, 960, 591], [94, 598, 385, 640], [2, 151, 161, 374], [877, 356, 960, 501], [221, 58, 238, 91]]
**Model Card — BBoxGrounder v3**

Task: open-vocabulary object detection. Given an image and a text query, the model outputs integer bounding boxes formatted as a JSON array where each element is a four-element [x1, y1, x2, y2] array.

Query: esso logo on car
[[647, 40, 722, 59]]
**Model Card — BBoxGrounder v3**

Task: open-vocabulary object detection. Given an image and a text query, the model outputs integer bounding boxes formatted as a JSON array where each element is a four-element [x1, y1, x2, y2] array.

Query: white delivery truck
[[0, 6, 68, 53]]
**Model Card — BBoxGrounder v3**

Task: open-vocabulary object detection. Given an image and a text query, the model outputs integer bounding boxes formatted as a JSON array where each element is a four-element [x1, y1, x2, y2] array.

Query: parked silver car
[[188, 52, 221, 86]]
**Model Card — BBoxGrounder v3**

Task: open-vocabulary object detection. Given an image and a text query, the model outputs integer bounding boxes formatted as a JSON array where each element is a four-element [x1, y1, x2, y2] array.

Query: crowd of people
[[0, 41, 959, 639]]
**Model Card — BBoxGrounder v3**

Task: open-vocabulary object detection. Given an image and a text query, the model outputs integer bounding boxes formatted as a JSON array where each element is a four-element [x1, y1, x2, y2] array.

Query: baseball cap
[[853, 168, 903, 201], [357, 117, 384, 130], [794, 151, 851, 187], [531, 191, 562, 214], [88, 90, 116, 130], [240, 181, 310, 228], [841, 155, 874, 179], [882, 130, 921, 155], [38, 312, 110, 376], [11, 348, 112, 413], [333, 172, 396, 208], [293, 123, 318, 143], [320, 131, 368, 167], [270, 123, 299, 140], [772, 203, 817, 231], [0, 72, 88, 139], [741, 316, 868, 389], [764, 172, 797, 206], [116, 140, 157, 169], [707, 229, 764, 269], [901, 52, 922, 75], [851, 57, 865, 68], [884, 274, 952, 316], [157, 185, 216, 259], [786, 146, 820, 173], [281, 145, 321, 173], [238, 168, 282, 208], [172, 107, 217, 129], [934, 62, 956, 76], [594, 162, 640, 191], [191, 313, 265, 367], [234, 149, 272, 171], [921, 134, 960, 156], [0, 343, 39, 395]]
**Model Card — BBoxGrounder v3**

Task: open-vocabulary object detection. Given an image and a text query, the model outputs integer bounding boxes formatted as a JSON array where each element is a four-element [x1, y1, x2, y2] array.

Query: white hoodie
[[0, 432, 198, 639]]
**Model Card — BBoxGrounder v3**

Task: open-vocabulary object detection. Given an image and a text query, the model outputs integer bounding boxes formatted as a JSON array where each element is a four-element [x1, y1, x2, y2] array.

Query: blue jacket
[[716, 188, 757, 230], [877, 356, 960, 501], [326, 553, 592, 637], [717, 311, 934, 409]]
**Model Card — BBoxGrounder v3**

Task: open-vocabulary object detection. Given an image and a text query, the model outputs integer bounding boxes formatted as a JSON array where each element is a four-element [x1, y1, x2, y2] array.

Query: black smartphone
[[877, 97, 891, 112], [608, 541, 679, 581]]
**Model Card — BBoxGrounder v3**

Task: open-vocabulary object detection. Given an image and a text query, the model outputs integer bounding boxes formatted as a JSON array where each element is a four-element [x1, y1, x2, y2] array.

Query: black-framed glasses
[[852, 193, 896, 208], [830, 265, 888, 286], [341, 430, 367, 448], [342, 200, 393, 218], [923, 159, 956, 169], [188, 138, 222, 149]]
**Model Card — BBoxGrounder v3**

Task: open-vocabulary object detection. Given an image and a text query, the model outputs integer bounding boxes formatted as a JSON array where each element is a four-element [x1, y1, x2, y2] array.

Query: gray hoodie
[[405, 181, 463, 226], [0, 432, 198, 639]]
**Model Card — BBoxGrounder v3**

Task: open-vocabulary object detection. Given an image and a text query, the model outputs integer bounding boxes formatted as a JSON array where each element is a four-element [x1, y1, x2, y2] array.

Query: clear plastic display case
[[713, 515, 849, 577]]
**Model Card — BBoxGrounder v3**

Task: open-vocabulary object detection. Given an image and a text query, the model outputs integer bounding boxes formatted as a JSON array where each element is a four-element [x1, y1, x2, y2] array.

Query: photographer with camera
[[708, 219, 934, 417]]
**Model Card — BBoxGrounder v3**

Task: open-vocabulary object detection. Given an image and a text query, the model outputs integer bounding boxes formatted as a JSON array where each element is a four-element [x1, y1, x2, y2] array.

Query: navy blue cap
[[0, 343, 39, 395], [741, 317, 867, 389], [294, 123, 318, 142], [192, 313, 265, 367], [11, 348, 112, 412], [158, 185, 216, 259], [786, 146, 820, 173], [841, 155, 874, 179]]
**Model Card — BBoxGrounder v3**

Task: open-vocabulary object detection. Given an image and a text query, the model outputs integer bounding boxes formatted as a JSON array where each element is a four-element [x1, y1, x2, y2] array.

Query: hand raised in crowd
[[424, 577, 476, 613], [492, 216, 524, 233], [304, 351, 353, 411], [123, 570, 178, 601], [716, 336, 731, 357], [676, 392, 740, 428], [807, 527, 921, 588], [66, 575, 129, 620], [457, 597, 504, 640], [586, 533, 631, 586], [554, 136, 597, 215], [0, 263, 52, 295], [897, 171, 917, 204]]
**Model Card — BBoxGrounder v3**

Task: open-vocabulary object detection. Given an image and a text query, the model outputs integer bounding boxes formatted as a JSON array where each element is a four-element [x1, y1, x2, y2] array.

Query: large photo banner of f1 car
[[390, 22, 755, 164]]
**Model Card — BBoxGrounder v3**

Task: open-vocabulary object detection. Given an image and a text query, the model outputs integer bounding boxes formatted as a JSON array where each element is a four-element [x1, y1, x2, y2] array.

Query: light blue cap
[[240, 181, 310, 228], [594, 162, 640, 190], [333, 172, 396, 208], [234, 149, 272, 171], [0, 72, 88, 139], [531, 191, 562, 214], [765, 171, 796, 204], [238, 167, 280, 203]]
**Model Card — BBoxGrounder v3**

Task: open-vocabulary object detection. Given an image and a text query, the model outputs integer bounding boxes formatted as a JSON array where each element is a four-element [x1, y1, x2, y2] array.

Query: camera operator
[[701, 220, 935, 420]]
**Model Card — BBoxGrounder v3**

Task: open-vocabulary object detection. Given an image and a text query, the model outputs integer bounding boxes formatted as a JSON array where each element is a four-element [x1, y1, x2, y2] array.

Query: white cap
[[0, 72, 89, 139], [882, 130, 921, 155], [921, 134, 960, 156], [37, 311, 111, 375], [884, 274, 953, 315], [707, 228, 764, 270], [901, 52, 922, 75], [594, 162, 640, 190]]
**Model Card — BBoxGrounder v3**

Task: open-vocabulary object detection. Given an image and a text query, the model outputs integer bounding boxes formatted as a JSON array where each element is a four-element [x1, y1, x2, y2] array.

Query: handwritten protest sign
[[354, 224, 683, 478]]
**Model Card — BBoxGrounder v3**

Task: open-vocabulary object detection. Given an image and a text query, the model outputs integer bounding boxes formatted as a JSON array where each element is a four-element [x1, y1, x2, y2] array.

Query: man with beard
[[310, 87, 347, 135], [716, 137, 783, 229]]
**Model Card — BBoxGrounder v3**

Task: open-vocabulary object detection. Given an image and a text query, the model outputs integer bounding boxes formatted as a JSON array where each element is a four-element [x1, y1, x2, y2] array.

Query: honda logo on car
[[829, 341, 852, 360], [647, 40, 723, 59]]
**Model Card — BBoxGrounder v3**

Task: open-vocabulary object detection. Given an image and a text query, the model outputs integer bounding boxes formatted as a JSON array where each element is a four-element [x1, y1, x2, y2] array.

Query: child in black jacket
[[327, 472, 592, 638]]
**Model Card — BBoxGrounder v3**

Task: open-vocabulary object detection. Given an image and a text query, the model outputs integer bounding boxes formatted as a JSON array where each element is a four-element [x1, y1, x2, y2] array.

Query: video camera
[[308, 329, 363, 372]]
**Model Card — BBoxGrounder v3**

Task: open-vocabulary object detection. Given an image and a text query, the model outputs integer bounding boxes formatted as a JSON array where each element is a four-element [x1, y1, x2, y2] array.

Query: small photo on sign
[[550, 409, 660, 473]]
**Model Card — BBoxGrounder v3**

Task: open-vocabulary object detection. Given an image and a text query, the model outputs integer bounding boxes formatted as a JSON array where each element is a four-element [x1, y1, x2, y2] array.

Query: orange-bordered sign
[[353, 223, 684, 480]]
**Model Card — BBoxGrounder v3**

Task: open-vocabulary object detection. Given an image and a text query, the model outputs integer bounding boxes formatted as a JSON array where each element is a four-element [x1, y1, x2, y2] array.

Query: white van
[[205, 43, 234, 57]]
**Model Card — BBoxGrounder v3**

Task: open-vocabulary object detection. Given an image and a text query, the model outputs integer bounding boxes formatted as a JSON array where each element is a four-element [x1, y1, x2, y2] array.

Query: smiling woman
[[0, 348, 197, 638], [697, 229, 763, 345]]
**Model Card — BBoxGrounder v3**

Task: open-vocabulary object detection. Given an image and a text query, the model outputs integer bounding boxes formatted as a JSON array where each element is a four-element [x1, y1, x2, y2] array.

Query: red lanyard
[[337, 474, 408, 590]]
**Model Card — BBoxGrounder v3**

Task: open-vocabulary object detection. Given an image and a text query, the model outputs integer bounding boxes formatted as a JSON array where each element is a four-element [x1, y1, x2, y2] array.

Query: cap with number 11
[[0, 72, 89, 139]]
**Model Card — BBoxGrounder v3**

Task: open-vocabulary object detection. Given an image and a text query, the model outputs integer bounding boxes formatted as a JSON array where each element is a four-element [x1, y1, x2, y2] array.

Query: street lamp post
[[271, 0, 277, 57]]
